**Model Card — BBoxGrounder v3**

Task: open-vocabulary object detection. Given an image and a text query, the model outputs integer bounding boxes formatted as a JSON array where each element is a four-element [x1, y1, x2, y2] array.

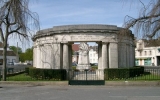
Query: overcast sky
[[9, 0, 150, 51]]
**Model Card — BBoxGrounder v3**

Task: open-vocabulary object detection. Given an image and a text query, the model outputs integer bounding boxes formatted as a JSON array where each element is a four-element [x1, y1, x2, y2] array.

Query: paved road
[[0, 85, 160, 100]]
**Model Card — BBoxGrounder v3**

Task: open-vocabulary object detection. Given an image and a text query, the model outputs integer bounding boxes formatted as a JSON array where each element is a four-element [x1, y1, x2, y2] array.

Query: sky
[[8, 0, 150, 51]]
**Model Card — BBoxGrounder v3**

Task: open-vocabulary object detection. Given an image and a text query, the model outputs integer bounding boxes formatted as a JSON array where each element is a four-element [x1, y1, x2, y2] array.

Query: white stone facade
[[32, 24, 135, 69], [89, 49, 98, 64], [135, 39, 160, 66]]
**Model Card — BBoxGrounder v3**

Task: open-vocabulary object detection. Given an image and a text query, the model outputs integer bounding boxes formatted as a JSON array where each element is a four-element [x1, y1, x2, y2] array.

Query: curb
[[105, 81, 160, 86], [0, 81, 68, 86], [0, 81, 160, 86]]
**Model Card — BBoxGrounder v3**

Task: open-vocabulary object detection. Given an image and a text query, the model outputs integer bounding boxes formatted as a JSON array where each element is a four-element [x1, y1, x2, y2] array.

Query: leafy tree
[[0, 0, 39, 81], [124, 0, 160, 39], [19, 53, 26, 62], [19, 48, 33, 62], [9, 46, 22, 54], [25, 48, 33, 61]]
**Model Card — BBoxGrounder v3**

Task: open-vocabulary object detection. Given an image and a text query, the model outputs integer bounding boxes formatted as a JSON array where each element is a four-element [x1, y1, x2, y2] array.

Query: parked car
[[72, 62, 77, 66], [7, 62, 14, 65]]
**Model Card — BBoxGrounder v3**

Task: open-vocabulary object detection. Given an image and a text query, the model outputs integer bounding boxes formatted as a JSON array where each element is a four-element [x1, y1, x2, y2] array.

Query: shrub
[[104, 67, 144, 80], [25, 67, 29, 75], [28, 68, 67, 80]]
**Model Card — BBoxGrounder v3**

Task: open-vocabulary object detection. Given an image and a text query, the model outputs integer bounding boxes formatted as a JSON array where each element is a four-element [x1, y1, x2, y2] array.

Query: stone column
[[122, 43, 127, 67], [33, 46, 37, 68], [36, 46, 40, 68], [129, 44, 132, 67], [109, 42, 118, 68], [98, 42, 102, 69], [102, 42, 108, 69], [132, 44, 136, 67], [126, 43, 129, 67], [63, 43, 69, 69]]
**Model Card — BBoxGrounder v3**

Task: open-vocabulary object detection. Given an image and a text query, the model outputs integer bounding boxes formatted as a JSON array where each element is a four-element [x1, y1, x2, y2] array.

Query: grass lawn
[[128, 74, 160, 80], [7, 74, 36, 81], [108, 74, 160, 81], [6, 73, 61, 81]]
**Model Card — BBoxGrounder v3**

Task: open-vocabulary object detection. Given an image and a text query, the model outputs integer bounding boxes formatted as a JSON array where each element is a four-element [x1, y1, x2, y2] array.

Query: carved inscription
[[71, 35, 101, 41]]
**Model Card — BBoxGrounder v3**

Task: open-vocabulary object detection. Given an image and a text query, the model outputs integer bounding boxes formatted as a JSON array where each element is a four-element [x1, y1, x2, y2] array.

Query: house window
[[139, 51, 142, 56], [150, 51, 152, 55], [144, 51, 147, 55], [158, 48, 160, 53]]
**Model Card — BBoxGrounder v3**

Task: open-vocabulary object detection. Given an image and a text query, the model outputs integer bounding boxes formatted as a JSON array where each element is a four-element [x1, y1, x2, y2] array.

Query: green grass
[[107, 73, 160, 81], [128, 74, 160, 80], [7, 74, 36, 81], [6, 73, 62, 81]]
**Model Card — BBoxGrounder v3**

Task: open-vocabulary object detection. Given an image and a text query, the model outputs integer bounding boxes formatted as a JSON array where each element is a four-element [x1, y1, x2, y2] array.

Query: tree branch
[[147, 25, 160, 39], [125, 13, 160, 29]]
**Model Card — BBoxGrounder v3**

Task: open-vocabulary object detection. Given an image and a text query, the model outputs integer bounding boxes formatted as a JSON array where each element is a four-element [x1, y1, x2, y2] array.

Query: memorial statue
[[77, 42, 91, 70]]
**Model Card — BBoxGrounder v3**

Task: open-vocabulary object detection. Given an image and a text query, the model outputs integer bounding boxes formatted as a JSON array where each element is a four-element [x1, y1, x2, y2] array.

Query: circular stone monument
[[32, 24, 135, 69]]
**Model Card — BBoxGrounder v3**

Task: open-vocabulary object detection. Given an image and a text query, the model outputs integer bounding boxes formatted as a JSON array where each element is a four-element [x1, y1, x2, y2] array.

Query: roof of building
[[72, 44, 79, 51], [144, 39, 160, 47], [89, 46, 98, 51]]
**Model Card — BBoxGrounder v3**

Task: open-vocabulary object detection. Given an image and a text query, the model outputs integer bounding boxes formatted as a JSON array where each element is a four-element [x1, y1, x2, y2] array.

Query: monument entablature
[[32, 24, 135, 70]]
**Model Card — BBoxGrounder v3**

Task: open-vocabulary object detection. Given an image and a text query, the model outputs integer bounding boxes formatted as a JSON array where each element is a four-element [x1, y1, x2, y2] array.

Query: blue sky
[[30, 0, 142, 29], [9, 0, 150, 51]]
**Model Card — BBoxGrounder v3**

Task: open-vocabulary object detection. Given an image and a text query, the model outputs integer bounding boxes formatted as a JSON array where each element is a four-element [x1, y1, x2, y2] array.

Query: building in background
[[0, 42, 18, 65], [89, 46, 98, 64], [135, 39, 160, 66], [72, 44, 79, 65]]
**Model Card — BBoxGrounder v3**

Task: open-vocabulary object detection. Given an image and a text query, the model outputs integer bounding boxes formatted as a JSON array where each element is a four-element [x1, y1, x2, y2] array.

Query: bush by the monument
[[25, 67, 29, 75], [104, 67, 144, 80], [28, 67, 67, 80]]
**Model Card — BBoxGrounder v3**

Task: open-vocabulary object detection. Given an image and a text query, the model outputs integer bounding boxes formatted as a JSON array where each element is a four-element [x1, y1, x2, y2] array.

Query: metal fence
[[0, 66, 160, 81], [68, 69, 104, 80], [68, 69, 105, 85], [106, 67, 160, 81]]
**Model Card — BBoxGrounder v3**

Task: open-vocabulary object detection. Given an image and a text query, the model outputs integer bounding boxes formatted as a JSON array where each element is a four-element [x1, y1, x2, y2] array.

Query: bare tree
[[0, 0, 39, 81], [124, 0, 160, 39]]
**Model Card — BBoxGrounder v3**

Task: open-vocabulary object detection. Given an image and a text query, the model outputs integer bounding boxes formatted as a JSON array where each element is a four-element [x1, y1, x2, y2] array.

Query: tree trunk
[[2, 40, 8, 81]]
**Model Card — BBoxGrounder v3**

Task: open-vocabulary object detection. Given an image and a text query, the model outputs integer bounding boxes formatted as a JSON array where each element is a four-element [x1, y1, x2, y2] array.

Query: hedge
[[26, 67, 67, 80], [104, 67, 144, 80]]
